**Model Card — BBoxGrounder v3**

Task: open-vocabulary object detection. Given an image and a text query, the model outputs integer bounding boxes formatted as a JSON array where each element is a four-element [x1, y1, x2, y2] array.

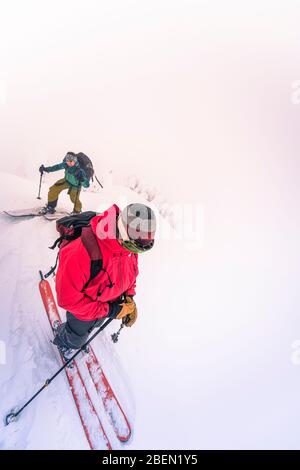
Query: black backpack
[[45, 211, 106, 286], [76, 153, 95, 182]]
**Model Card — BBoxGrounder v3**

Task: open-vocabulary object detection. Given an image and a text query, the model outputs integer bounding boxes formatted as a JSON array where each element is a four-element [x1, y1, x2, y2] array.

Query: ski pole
[[111, 323, 125, 343], [37, 171, 43, 200], [4, 315, 115, 426], [95, 174, 103, 189]]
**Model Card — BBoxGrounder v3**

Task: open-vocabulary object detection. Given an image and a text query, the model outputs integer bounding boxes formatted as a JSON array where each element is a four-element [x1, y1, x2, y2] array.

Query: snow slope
[[0, 173, 135, 449], [2, 1, 300, 450], [1, 161, 300, 449], [0, 171, 189, 450]]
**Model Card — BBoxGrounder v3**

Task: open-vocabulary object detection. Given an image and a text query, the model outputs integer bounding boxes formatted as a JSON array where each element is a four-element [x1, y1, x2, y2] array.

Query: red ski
[[83, 346, 132, 442], [39, 275, 111, 450]]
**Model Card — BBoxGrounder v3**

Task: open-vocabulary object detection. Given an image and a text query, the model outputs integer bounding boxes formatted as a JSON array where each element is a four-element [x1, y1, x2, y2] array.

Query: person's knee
[[48, 184, 57, 195], [48, 188, 59, 203], [49, 182, 62, 199], [66, 312, 94, 336], [54, 321, 89, 349]]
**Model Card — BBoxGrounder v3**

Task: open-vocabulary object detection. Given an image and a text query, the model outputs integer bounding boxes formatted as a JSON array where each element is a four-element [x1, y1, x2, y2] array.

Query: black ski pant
[[54, 312, 105, 349]]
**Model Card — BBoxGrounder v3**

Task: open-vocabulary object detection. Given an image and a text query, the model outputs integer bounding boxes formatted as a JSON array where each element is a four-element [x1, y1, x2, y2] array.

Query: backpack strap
[[81, 226, 103, 285], [44, 253, 60, 279], [81, 226, 101, 260]]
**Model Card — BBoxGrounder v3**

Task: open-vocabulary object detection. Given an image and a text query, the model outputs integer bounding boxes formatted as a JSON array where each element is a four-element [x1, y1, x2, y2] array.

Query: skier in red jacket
[[53, 203, 156, 357]]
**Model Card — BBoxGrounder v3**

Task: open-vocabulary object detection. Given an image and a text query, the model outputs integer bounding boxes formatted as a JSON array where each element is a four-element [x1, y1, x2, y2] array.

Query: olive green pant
[[48, 178, 82, 212]]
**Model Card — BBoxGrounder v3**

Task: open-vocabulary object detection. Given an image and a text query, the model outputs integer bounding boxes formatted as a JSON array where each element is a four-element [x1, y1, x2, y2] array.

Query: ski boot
[[82, 344, 90, 355], [39, 204, 56, 215], [70, 210, 82, 215], [52, 321, 75, 368], [57, 345, 76, 366]]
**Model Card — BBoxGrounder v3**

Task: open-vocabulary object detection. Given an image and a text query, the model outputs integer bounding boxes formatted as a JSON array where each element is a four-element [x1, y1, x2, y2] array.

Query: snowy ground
[[0, 171, 199, 450], [1, 0, 300, 451], [1, 167, 300, 450]]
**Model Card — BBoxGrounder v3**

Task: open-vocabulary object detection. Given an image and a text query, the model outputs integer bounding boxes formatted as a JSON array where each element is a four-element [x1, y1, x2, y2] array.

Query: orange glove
[[116, 296, 138, 327]]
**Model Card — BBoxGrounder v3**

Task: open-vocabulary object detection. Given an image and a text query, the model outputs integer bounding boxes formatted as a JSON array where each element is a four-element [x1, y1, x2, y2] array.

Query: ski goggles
[[66, 153, 78, 164], [121, 239, 154, 254], [117, 215, 154, 253]]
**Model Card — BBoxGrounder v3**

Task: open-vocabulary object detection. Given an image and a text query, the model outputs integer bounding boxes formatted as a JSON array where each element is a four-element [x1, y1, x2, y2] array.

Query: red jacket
[[55, 205, 139, 321]]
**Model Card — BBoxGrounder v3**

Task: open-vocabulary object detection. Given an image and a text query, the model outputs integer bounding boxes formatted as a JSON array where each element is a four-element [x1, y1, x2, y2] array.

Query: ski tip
[[118, 430, 132, 443]]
